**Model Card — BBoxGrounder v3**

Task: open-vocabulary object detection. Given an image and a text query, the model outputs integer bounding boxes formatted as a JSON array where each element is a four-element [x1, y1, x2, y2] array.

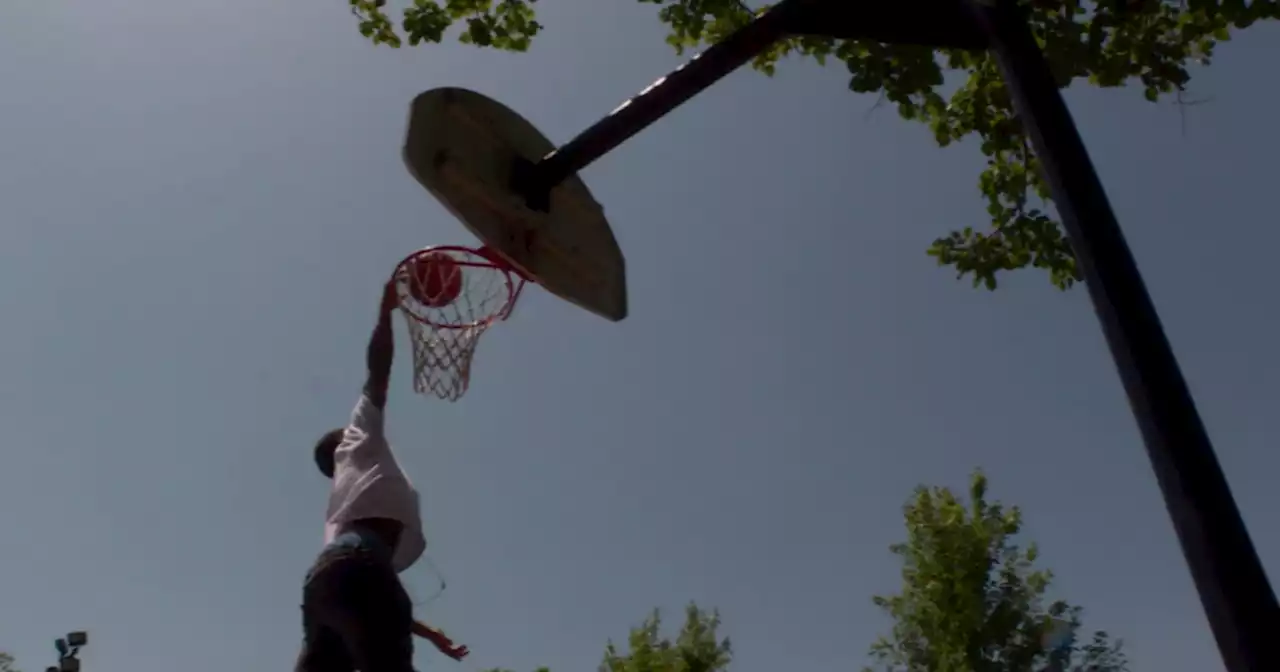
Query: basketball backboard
[[402, 87, 628, 322]]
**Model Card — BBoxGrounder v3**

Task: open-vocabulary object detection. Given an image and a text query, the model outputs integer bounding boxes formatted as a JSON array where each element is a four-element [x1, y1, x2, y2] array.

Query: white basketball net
[[393, 248, 518, 401]]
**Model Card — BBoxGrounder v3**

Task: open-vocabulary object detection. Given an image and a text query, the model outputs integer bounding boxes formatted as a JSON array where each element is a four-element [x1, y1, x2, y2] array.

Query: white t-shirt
[[323, 393, 426, 573]]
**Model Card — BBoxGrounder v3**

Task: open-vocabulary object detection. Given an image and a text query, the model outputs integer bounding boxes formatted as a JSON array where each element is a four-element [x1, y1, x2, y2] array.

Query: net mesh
[[394, 248, 517, 401]]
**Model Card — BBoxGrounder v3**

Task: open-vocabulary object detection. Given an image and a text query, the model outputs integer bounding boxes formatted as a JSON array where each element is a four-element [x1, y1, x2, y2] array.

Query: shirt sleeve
[[347, 393, 385, 438], [335, 394, 387, 468]]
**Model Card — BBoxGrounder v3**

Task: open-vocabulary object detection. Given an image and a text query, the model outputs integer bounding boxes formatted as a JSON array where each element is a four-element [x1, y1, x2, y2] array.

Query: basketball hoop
[[392, 245, 526, 401]]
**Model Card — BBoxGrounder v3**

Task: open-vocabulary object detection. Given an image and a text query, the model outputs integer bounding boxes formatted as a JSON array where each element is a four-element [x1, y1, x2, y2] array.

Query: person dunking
[[296, 280, 469, 672]]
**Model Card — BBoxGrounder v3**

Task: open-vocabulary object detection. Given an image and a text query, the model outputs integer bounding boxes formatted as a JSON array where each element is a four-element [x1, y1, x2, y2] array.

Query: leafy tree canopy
[[865, 471, 1129, 672], [345, 0, 1276, 290], [479, 473, 1128, 672], [486, 603, 732, 672]]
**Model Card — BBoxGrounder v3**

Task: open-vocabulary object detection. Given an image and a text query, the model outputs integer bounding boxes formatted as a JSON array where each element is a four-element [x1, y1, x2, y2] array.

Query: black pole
[[511, 0, 987, 211], [969, 1, 1280, 669], [511, 0, 819, 211], [500, 0, 1276, 663]]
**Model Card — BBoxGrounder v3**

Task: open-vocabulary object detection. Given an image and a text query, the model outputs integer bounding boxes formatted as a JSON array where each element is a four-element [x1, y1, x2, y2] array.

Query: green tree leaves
[[348, 0, 1277, 291], [600, 604, 732, 672], [482, 604, 730, 672], [864, 471, 1129, 672], [352, 0, 543, 50], [453, 473, 1133, 672], [474, 473, 1127, 672]]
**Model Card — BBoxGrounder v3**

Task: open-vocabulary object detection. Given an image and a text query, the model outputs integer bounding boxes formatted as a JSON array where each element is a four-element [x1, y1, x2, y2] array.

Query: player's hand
[[439, 643, 470, 661], [412, 622, 470, 661], [423, 632, 470, 661]]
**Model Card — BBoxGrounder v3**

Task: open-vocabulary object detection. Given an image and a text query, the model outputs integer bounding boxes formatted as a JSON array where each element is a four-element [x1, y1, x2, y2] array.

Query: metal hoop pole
[[509, 0, 985, 212], [493, 1, 1278, 666], [971, 2, 1279, 668], [510, 0, 822, 211]]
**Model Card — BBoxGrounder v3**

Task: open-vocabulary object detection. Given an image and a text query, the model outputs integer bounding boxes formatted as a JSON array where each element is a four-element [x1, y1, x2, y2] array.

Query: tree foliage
[[347, 0, 1277, 290], [484, 603, 732, 672], [599, 604, 733, 672], [0, 652, 19, 672], [865, 471, 1129, 672]]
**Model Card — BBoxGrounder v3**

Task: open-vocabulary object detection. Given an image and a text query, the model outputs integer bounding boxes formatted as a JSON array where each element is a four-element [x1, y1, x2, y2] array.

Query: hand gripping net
[[393, 246, 525, 401]]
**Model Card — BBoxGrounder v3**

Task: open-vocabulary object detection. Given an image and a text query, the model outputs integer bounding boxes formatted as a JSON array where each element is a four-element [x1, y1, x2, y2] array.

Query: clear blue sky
[[2, 2, 1277, 671]]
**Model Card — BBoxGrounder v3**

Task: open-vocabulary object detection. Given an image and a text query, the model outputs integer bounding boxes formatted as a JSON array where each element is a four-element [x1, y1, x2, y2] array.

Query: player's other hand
[[412, 622, 470, 661], [439, 643, 470, 661]]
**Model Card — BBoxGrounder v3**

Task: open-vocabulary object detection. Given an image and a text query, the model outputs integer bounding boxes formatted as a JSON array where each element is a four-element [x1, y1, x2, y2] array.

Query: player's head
[[313, 428, 345, 479]]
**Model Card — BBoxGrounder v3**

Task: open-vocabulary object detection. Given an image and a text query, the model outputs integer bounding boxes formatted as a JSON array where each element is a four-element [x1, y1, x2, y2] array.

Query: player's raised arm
[[363, 280, 398, 409]]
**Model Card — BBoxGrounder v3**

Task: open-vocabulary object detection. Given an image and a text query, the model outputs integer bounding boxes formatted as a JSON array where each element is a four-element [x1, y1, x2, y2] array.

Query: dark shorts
[[296, 529, 415, 672]]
